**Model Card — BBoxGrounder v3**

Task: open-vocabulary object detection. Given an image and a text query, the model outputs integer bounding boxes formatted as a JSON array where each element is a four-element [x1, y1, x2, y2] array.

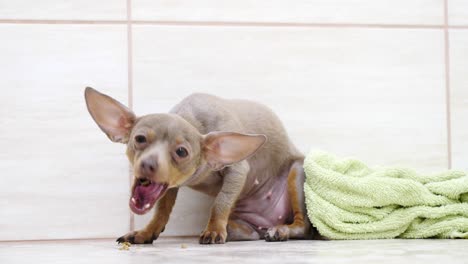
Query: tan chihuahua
[[84, 87, 312, 244]]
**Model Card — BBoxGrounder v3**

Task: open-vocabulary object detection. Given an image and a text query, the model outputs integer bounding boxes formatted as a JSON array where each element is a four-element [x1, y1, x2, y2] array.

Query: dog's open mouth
[[129, 180, 168, 215]]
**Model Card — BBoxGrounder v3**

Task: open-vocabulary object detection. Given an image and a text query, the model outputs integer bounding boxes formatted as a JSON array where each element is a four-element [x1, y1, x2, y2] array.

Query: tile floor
[[1, 237, 467, 264]]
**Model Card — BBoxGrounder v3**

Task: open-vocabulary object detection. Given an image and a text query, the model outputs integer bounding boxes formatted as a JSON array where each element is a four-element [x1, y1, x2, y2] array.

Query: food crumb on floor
[[180, 244, 188, 249], [119, 242, 131, 251]]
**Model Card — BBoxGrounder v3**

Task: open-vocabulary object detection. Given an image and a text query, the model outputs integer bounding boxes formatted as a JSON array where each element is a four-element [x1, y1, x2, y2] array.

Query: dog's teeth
[[131, 198, 136, 204], [144, 203, 150, 209], [254, 178, 259, 185]]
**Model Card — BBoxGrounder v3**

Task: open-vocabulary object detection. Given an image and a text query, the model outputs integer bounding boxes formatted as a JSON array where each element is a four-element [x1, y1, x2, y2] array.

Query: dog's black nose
[[140, 159, 158, 177]]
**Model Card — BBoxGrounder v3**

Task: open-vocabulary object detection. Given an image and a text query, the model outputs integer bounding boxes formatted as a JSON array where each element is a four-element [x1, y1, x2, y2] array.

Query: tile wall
[[0, 0, 466, 241]]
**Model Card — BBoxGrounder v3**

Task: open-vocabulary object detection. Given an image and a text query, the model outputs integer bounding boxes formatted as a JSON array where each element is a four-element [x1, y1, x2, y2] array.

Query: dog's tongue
[[130, 183, 167, 214]]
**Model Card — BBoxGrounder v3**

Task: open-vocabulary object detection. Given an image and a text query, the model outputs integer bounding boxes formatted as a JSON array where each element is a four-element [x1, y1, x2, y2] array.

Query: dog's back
[[171, 93, 303, 196]]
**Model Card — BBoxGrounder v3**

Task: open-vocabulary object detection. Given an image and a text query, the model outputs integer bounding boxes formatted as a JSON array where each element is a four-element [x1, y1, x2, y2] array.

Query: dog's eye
[[175, 147, 188, 158], [134, 135, 147, 144]]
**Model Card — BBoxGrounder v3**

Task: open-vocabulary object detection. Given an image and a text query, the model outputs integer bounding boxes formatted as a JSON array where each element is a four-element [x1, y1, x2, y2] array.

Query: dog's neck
[[182, 163, 211, 187]]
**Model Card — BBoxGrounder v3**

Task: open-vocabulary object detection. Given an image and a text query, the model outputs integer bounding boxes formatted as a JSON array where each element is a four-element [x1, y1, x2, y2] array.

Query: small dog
[[84, 87, 312, 244]]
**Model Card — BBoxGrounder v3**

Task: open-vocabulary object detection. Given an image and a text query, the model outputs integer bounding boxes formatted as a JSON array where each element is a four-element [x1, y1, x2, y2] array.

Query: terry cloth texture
[[304, 152, 468, 239]]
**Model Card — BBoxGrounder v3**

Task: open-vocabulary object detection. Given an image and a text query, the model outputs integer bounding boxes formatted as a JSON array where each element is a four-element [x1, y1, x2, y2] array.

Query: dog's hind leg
[[227, 218, 260, 241], [264, 160, 312, 242]]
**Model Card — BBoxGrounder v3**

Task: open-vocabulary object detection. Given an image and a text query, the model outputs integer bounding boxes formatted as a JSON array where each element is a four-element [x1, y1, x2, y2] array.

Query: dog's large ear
[[84, 87, 136, 143], [202, 132, 267, 170]]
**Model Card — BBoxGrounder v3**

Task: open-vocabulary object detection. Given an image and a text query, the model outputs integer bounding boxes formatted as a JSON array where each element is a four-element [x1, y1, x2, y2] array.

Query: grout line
[[0, 18, 456, 29], [444, 0, 452, 169], [0, 236, 198, 244], [0, 237, 116, 243], [127, 0, 135, 232], [0, 19, 126, 24], [131, 20, 446, 29], [0, 236, 197, 243], [0, 18, 467, 29]]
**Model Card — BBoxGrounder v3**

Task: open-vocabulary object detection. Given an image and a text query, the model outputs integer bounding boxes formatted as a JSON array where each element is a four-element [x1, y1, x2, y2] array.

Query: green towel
[[303, 151, 468, 239]]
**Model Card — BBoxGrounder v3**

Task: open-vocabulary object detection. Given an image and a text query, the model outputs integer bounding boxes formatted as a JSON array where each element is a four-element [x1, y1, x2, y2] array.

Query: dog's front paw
[[199, 229, 227, 244], [264, 225, 289, 242], [116, 230, 159, 244]]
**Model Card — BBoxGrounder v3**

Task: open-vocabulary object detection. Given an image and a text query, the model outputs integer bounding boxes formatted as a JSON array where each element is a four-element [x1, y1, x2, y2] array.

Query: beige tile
[[0, 0, 126, 20], [450, 29, 468, 170], [448, 0, 468, 25], [133, 26, 447, 176], [0, 24, 130, 240], [134, 189, 213, 236], [132, 0, 444, 25]]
